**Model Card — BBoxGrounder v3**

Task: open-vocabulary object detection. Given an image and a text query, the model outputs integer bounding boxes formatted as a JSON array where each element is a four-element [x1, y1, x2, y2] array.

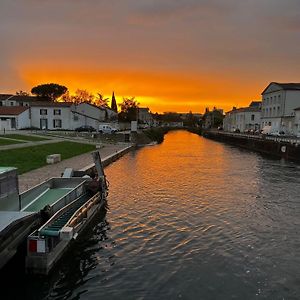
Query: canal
[[2, 130, 300, 299]]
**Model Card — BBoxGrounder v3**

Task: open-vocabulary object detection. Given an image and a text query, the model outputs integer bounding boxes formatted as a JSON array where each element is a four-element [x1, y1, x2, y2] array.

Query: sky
[[0, 0, 299, 113]]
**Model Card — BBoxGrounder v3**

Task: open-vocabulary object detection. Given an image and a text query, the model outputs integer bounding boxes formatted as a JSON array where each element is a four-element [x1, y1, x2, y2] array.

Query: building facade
[[261, 82, 300, 134], [30, 102, 73, 130], [138, 107, 153, 125], [0, 107, 30, 130], [0, 94, 118, 130], [223, 102, 261, 132]]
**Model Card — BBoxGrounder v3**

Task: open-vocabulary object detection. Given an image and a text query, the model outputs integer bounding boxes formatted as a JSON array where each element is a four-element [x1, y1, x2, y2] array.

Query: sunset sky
[[1, 0, 299, 113]]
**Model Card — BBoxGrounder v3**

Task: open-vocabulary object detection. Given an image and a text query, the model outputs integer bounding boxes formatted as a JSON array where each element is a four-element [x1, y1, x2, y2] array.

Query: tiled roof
[[276, 83, 300, 90], [30, 101, 73, 107], [226, 106, 261, 114], [0, 106, 29, 115], [262, 82, 300, 94], [0, 94, 49, 102], [249, 101, 261, 107]]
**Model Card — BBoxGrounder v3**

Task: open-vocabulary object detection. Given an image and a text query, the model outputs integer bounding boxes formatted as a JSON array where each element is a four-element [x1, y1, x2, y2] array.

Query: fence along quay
[[202, 130, 300, 163]]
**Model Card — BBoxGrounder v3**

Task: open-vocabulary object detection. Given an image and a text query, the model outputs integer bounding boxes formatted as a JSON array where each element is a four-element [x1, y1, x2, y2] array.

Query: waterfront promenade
[[0, 130, 133, 192], [18, 143, 132, 192]]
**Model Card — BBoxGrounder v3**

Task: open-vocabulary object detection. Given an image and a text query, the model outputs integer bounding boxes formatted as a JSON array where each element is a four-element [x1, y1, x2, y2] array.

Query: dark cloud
[[0, 0, 299, 111]]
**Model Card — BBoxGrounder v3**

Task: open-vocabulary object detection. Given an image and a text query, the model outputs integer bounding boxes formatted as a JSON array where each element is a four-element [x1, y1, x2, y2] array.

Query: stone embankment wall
[[80, 145, 135, 172], [203, 131, 300, 163]]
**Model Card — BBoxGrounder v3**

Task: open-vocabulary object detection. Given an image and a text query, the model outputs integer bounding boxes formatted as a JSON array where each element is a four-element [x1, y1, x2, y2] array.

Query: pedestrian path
[[18, 143, 133, 192], [0, 138, 64, 150]]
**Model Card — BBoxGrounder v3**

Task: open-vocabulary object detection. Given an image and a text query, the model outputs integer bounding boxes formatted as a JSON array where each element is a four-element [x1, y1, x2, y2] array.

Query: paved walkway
[[0, 138, 65, 150], [18, 143, 132, 192]]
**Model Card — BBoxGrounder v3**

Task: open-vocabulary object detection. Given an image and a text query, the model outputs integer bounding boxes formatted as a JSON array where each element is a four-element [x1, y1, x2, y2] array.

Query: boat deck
[[0, 211, 35, 234], [40, 194, 90, 236], [22, 188, 72, 212]]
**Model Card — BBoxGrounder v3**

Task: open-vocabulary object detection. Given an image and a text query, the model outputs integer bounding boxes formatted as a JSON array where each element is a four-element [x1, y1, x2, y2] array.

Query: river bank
[[18, 143, 134, 192], [203, 130, 300, 163]]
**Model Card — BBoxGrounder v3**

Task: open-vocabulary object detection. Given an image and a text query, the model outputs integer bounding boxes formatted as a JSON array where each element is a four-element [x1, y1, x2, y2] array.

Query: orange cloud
[[20, 63, 262, 113]]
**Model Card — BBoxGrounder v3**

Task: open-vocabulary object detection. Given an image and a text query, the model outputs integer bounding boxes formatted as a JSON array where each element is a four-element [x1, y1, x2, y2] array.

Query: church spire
[[111, 91, 118, 112]]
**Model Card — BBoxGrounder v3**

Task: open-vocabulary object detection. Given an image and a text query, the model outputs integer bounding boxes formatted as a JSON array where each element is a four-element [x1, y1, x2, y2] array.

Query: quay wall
[[203, 131, 300, 163], [80, 145, 135, 172]]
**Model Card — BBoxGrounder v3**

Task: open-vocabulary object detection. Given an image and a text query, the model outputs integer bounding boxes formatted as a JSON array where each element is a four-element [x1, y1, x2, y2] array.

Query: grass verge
[[0, 138, 24, 146], [0, 134, 50, 142], [0, 141, 95, 174]]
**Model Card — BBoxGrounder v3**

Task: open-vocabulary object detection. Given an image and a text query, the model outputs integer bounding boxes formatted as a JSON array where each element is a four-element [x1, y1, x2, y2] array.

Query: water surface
[[2, 130, 300, 299]]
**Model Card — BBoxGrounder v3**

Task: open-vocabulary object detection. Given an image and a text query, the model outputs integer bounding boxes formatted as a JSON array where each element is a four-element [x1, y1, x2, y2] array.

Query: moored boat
[[25, 151, 108, 274], [0, 151, 108, 272]]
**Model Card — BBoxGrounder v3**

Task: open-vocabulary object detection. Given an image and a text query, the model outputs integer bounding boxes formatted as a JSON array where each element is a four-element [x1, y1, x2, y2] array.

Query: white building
[[0, 94, 48, 107], [294, 107, 300, 137], [0, 94, 118, 130], [261, 82, 300, 134], [0, 106, 30, 131], [30, 102, 74, 130], [138, 107, 153, 125], [223, 102, 261, 132], [30, 102, 117, 130]]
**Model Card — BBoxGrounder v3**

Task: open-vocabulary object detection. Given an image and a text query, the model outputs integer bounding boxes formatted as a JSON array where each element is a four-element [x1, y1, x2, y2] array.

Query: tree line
[[16, 83, 140, 121]]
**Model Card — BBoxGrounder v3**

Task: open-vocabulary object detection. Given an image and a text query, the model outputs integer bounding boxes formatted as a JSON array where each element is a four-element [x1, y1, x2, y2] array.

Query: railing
[[67, 192, 100, 228], [206, 130, 300, 145]]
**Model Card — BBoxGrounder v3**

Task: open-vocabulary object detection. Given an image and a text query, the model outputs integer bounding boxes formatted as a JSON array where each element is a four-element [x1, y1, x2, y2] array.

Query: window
[[73, 114, 79, 121], [0, 101, 2, 106], [251, 114, 255, 121], [54, 109, 61, 115], [10, 102, 14, 106], [40, 109, 47, 115], [53, 119, 62, 128]]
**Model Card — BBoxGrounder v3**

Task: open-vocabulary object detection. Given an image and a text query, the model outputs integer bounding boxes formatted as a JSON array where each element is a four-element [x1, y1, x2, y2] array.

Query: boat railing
[[66, 192, 100, 228], [37, 193, 90, 237], [20, 177, 88, 213], [27, 191, 101, 255], [50, 181, 85, 214]]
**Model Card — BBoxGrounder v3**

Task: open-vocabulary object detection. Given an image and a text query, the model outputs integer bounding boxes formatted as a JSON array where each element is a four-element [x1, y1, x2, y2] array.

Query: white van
[[98, 124, 117, 134]]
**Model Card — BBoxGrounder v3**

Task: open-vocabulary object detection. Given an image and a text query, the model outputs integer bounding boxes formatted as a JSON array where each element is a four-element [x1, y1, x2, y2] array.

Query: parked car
[[244, 129, 254, 134], [98, 124, 118, 134], [75, 125, 96, 132], [233, 128, 240, 133], [270, 131, 285, 136]]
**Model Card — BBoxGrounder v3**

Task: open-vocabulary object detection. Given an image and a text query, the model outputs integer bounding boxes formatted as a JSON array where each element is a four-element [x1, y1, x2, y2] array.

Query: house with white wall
[[30, 102, 73, 130], [0, 106, 30, 131], [261, 82, 300, 134], [138, 107, 153, 125], [294, 107, 300, 137], [29, 102, 116, 130], [71, 103, 108, 130], [223, 101, 261, 132], [0, 94, 48, 107]]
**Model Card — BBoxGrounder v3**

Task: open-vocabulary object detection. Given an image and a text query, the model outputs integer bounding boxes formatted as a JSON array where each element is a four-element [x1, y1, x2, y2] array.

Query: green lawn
[[0, 134, 50, 142], [0, 141, 95, 174], [0, 138, 24, 146]]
